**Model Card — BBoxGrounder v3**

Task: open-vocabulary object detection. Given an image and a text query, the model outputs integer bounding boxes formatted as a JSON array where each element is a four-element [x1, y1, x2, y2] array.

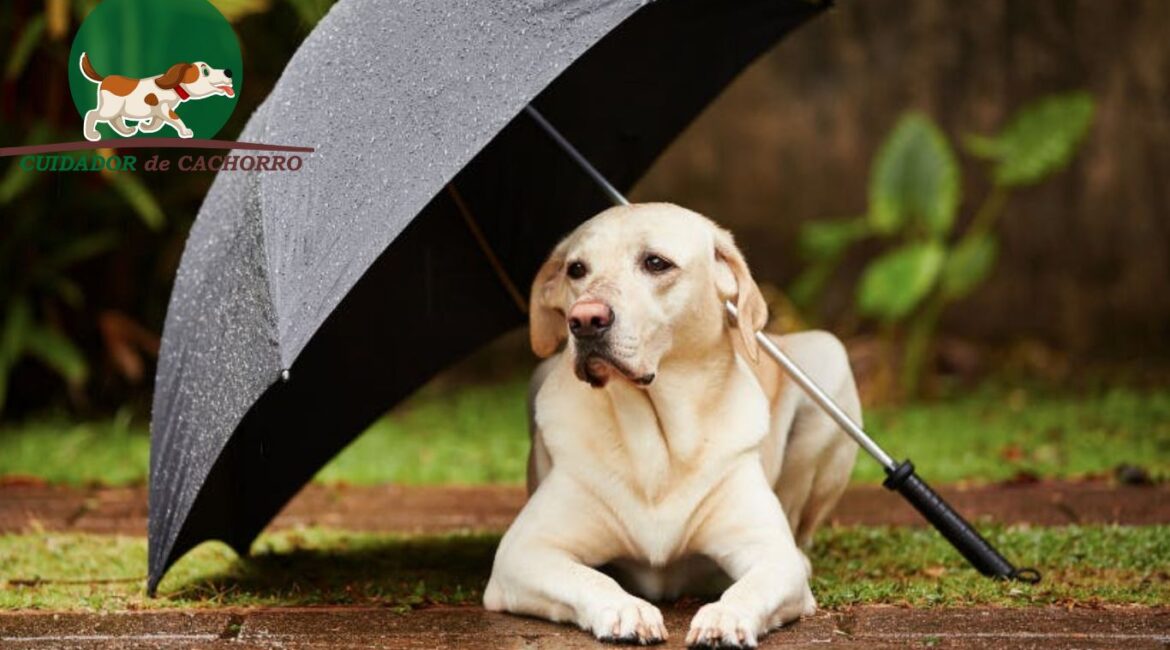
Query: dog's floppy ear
[[156, 63, 193, 90], [713, 227, 768, 362], [529, 241, 570, 358]]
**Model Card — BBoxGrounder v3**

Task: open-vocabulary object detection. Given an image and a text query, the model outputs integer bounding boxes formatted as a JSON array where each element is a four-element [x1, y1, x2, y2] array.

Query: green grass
[[0, 409, 150, 486], [1, 525, 1165, 611], [1, 381, 1168, 486], [854, 384, 1170, 484], [315, 380, 530, 485]]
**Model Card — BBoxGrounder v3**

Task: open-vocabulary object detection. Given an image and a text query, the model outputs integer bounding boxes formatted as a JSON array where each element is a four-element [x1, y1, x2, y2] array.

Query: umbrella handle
[[884, 460, 1041, 583]]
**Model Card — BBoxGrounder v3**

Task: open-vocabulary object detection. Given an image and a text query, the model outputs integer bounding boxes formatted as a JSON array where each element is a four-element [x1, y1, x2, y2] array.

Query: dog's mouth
[[215, 84, 235, 97], [574, 350, 655, 389]]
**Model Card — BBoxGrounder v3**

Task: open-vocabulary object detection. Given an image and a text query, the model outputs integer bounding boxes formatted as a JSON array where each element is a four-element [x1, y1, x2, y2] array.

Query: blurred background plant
[[790, 94, 1095, 398], [0, 0, 1165, 493], [0, 0, 335, 418], [0, 0, 1166, 448]]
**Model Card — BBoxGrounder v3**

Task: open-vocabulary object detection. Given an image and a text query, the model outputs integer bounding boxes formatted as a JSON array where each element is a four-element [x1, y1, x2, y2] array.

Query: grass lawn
[[1, 525, 1165, 611], [1, 380, 1167, 486], [2, 378, 1166, 614]]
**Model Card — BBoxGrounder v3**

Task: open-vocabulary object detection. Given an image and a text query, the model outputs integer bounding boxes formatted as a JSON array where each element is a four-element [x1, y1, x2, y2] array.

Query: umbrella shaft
[[524, 104, 897, 471], [729, 302, 897, 471], [524, 106, 630, 207]]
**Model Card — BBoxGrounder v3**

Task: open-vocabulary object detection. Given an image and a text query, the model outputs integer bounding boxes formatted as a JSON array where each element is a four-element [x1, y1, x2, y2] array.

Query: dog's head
[[156, 62, 235, 98], [529, 203, 767, 388]]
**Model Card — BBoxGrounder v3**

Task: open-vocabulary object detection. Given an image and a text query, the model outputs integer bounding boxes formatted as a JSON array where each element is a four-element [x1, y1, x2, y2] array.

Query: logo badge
[[69, 0, 243, 141]]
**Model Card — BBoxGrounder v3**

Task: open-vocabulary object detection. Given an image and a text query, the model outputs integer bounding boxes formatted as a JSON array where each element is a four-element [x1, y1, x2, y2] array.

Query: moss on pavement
[[2, 525, 1166, 611]]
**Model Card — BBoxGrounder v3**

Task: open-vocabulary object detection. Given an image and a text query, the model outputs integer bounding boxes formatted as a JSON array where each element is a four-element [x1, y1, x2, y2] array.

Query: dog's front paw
[[686, 602, 760, 649], [585, 597, 667, 645], [801, 583, 817, 618]]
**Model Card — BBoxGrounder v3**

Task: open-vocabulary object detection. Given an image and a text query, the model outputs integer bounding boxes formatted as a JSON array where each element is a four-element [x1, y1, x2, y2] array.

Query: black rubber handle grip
[[884, 460, 1040, 583]]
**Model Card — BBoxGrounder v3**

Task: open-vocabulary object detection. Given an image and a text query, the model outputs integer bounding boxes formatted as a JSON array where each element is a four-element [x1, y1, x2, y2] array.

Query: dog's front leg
[[485, 477, 667, 644], [160, 109, 194, 139], [686, 471, 814, 648]]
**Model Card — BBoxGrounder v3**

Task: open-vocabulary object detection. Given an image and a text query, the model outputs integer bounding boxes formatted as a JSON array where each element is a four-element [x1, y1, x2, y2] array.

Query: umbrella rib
[[446, 183, 529, 315]]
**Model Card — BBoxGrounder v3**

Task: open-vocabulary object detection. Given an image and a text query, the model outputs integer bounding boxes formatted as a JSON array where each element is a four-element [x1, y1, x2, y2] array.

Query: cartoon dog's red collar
[[174, 85, 190, 101]]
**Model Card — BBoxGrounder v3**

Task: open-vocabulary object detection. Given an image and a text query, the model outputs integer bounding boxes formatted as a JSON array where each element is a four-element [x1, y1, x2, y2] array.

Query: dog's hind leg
[[83, 110, 103, 142], [771, 331, 860, 549], [138, 114, 165, 134], [109, 116, 137, 137]]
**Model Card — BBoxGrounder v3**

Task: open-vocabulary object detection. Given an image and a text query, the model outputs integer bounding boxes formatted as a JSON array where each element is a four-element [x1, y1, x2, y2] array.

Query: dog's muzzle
[[572, 342, 655, 389]]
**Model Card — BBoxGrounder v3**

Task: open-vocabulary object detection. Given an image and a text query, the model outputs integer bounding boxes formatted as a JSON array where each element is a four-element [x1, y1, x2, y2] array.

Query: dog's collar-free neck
[[174, 85, 190, 101]]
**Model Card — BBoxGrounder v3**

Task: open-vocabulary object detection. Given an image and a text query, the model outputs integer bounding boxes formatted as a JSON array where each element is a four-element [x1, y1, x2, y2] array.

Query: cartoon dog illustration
[[79, 53, 235, 141]]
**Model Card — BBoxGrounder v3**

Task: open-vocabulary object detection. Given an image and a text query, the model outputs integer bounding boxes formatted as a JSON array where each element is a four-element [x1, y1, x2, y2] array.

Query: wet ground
[[2, 482, 1167, 648], [2, 481, 1167, 535], [2, 605, 1167, 648]]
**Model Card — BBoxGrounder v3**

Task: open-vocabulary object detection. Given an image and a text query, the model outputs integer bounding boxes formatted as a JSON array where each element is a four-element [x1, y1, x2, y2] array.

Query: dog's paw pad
[[590, 598, 667, 645], [685, 602, 758, 649]]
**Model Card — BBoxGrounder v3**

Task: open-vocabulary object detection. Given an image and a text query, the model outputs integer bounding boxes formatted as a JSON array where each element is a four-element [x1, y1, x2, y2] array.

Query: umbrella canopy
[[149, 0, 826, 594]]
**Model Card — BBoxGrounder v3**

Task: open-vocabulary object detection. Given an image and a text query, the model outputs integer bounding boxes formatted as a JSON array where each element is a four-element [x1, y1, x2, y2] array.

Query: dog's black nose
[[568, 301, 614, 340], [223, 69, 233, 79]]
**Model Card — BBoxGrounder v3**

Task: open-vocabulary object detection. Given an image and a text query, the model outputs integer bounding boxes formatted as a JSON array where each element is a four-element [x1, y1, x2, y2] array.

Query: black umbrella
[[148, 0, 829, 594]]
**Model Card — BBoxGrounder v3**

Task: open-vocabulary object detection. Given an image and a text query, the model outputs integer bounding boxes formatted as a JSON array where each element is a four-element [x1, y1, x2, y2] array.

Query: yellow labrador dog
[[484, 203, 860, 648]]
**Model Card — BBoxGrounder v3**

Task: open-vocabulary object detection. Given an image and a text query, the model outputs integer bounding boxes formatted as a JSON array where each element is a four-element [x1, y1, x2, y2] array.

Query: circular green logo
[[69, 0, 242, 141]]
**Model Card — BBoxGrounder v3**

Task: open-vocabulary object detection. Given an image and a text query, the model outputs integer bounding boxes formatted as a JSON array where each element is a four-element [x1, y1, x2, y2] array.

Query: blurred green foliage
[[792, 93, 1095, 397], [4, 377, 1166, 487], [0, 0, 337, 418]]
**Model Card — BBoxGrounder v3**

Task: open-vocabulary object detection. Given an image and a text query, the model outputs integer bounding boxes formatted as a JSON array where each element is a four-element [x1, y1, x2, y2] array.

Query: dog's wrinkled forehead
[[563, 203, 714, 267]]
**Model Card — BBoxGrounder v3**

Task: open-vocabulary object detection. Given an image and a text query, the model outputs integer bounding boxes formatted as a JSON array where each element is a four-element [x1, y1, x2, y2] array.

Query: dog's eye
[[642, 255, 674, 274], [202, 67, 209, 77], [566, 261, 588, 280]]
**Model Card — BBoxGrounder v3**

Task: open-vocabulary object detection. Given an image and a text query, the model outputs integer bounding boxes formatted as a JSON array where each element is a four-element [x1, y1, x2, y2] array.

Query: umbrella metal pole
[[524, 104, 1039, 583]]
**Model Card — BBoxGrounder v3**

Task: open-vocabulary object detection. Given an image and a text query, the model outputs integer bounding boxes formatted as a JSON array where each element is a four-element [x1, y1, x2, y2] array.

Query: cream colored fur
[[485, 203, 860, 648]]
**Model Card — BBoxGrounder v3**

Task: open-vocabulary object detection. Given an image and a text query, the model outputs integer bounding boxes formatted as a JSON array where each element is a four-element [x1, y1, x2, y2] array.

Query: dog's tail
[[79, 53, 103, 83]]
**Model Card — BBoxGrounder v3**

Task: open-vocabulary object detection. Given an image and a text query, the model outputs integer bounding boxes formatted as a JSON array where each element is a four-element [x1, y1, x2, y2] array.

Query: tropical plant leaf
[[940, 235, 998, 300], [962, 133, 1000, 160], [73, 0, 99, 22], [968, 92, 1095, 187], [50, 278, 85, 310], [868, 114, 961, 236], [0, 123, 55, 205], [286, 0, 335, 27], [39, 232, 119, 278], [798, 217, 871, 260], [101, 170, 166, 231], [25, 325, 89, 386], [210, 0, 273, 22], [46, 0, 70, 39], [5, 15, 45, 80], [0, 299, 31, 414], [788, 263, 834, 310], [0, 361, 7, 415], [857, 241, 945, 322], [0, 161, 39, 205], [0, 298, 33, 369]]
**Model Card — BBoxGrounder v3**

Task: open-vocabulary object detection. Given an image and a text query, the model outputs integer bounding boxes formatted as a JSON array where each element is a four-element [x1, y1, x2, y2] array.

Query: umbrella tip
[[280, 369, 290, 382]]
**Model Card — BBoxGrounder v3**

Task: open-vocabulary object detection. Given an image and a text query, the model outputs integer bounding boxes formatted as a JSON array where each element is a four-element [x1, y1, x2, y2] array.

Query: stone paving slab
[[1, 606, 1167, 649], [2, 482, 1166, 536]]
